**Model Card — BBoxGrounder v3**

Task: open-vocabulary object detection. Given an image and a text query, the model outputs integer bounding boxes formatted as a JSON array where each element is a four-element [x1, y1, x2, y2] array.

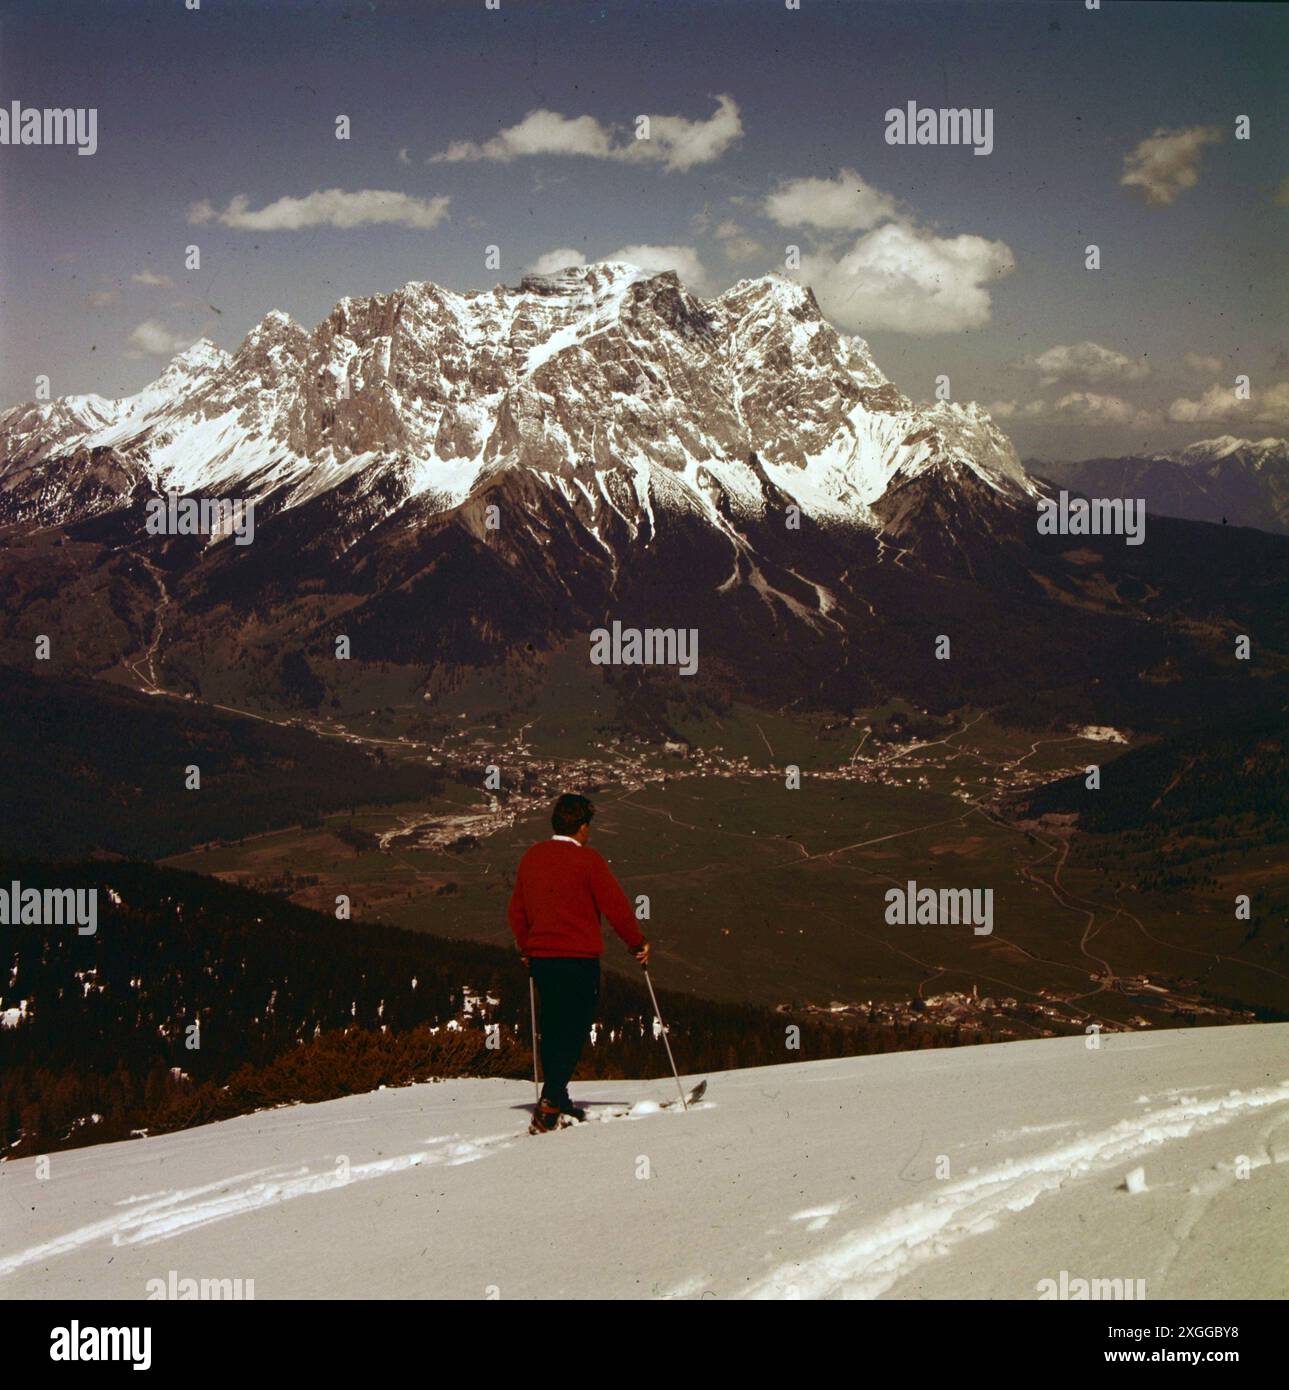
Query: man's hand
[[633, 941, 651, 968]]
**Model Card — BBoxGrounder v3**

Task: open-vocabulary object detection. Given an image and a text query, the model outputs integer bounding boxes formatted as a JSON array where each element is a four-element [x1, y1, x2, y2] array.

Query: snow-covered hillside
[[3, 1024, 1287, 1300]]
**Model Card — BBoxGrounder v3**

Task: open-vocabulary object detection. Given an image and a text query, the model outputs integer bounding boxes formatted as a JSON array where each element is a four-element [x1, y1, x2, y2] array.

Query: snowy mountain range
[[1034, 435, 1289, 536], [4, 1023, 1286, 1299], [1, 263, 1285, 725], [0, 262, 1034, 532]]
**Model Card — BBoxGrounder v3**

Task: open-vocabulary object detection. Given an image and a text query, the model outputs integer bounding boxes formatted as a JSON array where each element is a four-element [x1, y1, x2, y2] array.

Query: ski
[[664, 1078, 707, 1109], [528, 1079, 707, 1132], [595, 1078, 708, 1115]]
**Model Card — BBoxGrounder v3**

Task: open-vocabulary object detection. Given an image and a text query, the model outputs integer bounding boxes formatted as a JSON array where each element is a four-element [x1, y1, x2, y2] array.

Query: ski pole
[[528, 974, 541, 1105], [643, 965, 688, 1111]]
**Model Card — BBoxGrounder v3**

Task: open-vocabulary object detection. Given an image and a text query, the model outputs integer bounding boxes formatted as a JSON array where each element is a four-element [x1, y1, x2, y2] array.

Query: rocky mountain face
[[0, 262, 1033, 532], [1032, 435, 1289, 536], [1, 264, 1285, 732]]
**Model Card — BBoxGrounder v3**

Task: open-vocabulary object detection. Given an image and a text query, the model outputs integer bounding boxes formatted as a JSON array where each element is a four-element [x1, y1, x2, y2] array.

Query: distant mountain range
[[1, 263, 1286, 734], [1031, 436, 1289, 536]]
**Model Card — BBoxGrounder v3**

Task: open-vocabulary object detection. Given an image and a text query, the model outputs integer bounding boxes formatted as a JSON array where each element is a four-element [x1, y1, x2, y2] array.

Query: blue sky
[[2, 0, 1286, 457]]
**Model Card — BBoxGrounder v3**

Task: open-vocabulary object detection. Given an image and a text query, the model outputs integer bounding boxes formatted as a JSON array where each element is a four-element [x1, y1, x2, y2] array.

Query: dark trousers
[[530, 957, 600, 1106]]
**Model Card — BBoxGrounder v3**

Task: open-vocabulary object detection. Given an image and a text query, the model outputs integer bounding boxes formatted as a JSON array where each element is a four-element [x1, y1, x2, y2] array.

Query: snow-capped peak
[[1171, 435, 1250, 464], [168, 337, 229, 370], [140, 339, 231, 392], [1, 261, 1037, 537], [1158, 435, 1288, 469], [519, 259, 647, 298]]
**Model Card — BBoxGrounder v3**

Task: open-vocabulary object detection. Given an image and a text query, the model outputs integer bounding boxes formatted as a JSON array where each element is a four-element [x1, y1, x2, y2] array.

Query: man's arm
[[588, 851, 646, 953], [507, 873, 530, 954]]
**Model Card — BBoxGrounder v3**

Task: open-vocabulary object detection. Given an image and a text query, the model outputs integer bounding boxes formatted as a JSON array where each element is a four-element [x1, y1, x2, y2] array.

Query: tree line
[[0, 859, 995, 1157]]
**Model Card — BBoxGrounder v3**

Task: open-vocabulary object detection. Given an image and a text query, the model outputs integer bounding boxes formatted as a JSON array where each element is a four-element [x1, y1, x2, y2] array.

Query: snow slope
[[3, 1024, 1287, 1300]]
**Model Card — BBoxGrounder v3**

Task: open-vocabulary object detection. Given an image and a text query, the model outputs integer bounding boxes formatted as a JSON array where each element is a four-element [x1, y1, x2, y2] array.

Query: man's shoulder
[[520, 838, 577, 865], [581, 845, 614, 872]]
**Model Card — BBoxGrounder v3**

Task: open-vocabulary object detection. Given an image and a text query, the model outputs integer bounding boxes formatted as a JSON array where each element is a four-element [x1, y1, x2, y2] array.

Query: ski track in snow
[[727, 1079, 1289, 1300], [0, 1100, 714, 1282], [7, 1072, 1288, 1298], [0, 1132, 506, 1279]]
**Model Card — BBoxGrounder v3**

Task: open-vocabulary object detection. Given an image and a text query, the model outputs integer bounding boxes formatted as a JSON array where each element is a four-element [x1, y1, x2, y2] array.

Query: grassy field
[[163, 705, 1289, 1025]]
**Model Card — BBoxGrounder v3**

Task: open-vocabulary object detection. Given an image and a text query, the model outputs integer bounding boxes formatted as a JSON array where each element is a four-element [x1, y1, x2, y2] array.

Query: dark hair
[[551, 793, 594, 837]]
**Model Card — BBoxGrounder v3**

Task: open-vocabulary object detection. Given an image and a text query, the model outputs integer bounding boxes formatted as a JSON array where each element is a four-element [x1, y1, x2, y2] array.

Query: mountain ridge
[[0, 261, 1034, 535], [1, 263, 1285, 731], [1032, 435, 1289, 536]]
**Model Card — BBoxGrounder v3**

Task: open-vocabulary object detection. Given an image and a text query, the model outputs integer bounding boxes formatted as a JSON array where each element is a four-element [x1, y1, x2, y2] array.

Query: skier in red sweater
[[509, 793, 649, 1132]]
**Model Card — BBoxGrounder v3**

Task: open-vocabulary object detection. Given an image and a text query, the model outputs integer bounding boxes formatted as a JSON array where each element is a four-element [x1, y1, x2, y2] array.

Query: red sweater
[[508, 839, 645, 958]]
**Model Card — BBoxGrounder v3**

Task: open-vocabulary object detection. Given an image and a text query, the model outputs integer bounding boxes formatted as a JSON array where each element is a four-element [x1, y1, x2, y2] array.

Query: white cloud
[[429, 96, 741, 173], [525, 244, 709, 290], [132, 270, 175, 288], [721, 235, 767, 263], [396, 147, 411, 166], [799, 221, 1014, 334], [1254, 382, 1289, 425], [126, 320, 196, 357], [1022, 341, 1150, 386], [432, 109, 613, 164], [607, 243, 710, 291], [1167, 380, 1289, 428], [89, 288, 121, 309], [1183, 351, 1223, 375], [188, 188, 450, 231], [760, 166, 1010, 333], [991, 394, 1154, 427], [631, 95, 743, 172], [526, 248, 587, 275], [1047, 391, 1153, 427], [764, 168, 899, 232], [710, 220, 766, 263], [1120, 125, 1223, 207], [1168, 384, 1239, 424]]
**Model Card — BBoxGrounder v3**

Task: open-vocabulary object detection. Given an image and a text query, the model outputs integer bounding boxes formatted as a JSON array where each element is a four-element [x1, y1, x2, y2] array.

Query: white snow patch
[[1122, 1165, 1149, 1194]]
